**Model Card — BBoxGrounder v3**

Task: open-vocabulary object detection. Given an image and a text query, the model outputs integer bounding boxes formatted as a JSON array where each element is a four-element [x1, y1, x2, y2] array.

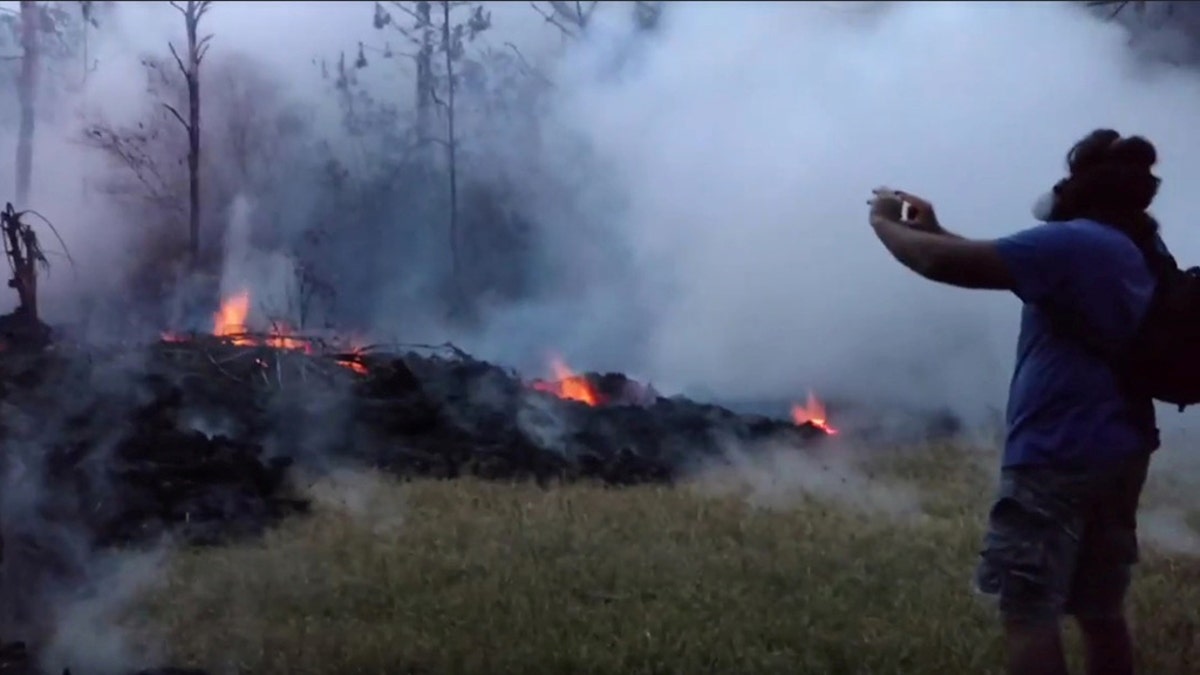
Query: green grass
[[113, 442, 1200, 674]]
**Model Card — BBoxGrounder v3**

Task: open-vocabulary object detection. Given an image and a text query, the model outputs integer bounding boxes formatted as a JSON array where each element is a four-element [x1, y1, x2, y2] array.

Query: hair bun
[[1067, 129, 1120, 174], [1108, 136, 1157, 171]]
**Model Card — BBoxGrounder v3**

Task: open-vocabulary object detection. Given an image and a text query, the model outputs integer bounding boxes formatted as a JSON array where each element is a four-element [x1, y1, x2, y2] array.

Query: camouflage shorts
[[973, 454, 1150, 624]]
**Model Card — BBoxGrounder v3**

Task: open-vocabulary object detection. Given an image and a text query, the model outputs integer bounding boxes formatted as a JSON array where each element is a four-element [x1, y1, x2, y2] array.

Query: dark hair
[[1049, 128, 1162, 248]]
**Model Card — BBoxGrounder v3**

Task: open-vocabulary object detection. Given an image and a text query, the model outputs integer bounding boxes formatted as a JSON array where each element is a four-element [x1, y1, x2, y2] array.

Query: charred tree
[[0, 203, 54, 345], [165, 0, 214, 267], [15, 1, 39, 207]]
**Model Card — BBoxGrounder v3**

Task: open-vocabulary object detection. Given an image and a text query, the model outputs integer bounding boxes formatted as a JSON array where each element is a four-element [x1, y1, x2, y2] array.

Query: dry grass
[[122, 443, 1200, 675]]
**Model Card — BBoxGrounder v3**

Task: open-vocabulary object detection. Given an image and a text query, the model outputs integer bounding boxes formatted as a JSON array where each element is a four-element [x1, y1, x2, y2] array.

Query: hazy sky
[[4, 1, 1200, 429]]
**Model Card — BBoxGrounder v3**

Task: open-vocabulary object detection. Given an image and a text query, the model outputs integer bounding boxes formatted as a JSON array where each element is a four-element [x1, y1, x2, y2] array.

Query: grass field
[[84, 441, 1200, 674]]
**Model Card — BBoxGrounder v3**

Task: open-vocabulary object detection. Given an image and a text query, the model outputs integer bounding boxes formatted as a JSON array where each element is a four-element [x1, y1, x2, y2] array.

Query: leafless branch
[[547, 0, 580, 24], [162, 103, 189, 132], [80, 125, 179, 212], [1087, 0, 1145, 19], [21, 209, 77, 275], [504, 41, 554, 88], [417, 135, 451, 150], [197, 33, 213, 63], [167, 1, 186, 16], [529, 1, 577, 39], [167, 41, 188, 77], [379, 3, 427, 46], [388, 1, 424, 24]]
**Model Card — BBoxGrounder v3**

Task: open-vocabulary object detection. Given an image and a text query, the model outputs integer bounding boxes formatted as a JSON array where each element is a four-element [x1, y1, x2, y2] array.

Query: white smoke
[[219, 194, 301, 328], [465, 1, 1200, 433]]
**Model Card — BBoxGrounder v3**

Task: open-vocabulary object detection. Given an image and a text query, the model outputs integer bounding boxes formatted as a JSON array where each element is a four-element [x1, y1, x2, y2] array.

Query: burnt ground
[[0, 336, 954, 674], [0, 337, 849, 547]]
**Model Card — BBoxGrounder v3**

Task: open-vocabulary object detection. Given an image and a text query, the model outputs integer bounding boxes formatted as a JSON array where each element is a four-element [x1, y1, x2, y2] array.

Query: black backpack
[[1117, 259, 1200, 411], [1051, 244, 1200, 412]]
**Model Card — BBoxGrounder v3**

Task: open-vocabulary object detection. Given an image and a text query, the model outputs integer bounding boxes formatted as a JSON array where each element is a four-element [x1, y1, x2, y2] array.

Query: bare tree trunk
[[80, 3, 90, 205], [167, 1, 211, 269], [416, 1, 433, 163], [15, 0, 39, 207], [186, 26, 201, 266], [440, 0, 460, 296]]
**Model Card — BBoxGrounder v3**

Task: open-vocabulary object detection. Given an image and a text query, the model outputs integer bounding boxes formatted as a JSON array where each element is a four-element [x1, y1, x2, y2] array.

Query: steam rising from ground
[[693, 438, 923, 518], [40, 548, 167, 675], [518, 1, 1200, 430]]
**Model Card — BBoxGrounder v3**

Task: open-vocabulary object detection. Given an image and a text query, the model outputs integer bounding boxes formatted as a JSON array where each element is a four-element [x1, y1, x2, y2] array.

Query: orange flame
[[159, 289, 368, 375], [213, 290, 252, 343], [335, 345, 369, 375], [531, 355, 602, 406], [791, 391, 838, 435], [263, 322, 312, 353]]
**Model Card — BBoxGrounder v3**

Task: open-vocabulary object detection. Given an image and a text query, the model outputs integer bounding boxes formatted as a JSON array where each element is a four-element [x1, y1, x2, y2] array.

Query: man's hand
[[868, 186, 905, 227], [868, 186, 951, 237], [893, 189, 944, 235], [864, 185, 1011, 290]]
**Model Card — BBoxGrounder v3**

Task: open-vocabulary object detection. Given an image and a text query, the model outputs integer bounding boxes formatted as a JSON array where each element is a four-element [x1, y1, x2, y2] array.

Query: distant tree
[[164, 0, 214, 267], [373, 1, 492, 306], [15, 0, 38, 207], [1085, 0, 1200, 65], [0, 1, 102, 206], [76, 0, 101, 87]]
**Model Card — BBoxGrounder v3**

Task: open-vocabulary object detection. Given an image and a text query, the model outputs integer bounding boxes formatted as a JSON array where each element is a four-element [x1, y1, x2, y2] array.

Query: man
[[866, 128, 1163, 675]]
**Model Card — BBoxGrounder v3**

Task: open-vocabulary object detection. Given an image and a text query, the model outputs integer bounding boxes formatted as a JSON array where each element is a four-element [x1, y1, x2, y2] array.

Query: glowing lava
[[791, 391, 838, 435], [531, 355, 602, 406]]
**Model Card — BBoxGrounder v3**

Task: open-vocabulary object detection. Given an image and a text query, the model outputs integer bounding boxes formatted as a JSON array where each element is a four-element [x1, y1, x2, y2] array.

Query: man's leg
[[1066, 454, 1149, 675], [1069, 551, 1136, 675], [1076, 615, 1134, 675], [975, 468, 1084, 675], [1004, 618, 1069, 675]]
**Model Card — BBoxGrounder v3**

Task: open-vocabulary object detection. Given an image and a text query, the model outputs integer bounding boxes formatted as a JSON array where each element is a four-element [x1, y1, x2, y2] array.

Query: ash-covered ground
[[0, 269, 976, 675], [1, 335, 843, 547], [0, 327, 964, 674]]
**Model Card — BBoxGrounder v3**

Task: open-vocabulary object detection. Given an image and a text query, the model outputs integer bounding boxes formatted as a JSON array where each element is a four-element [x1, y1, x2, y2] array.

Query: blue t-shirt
[[995, 218, 1159, 468]]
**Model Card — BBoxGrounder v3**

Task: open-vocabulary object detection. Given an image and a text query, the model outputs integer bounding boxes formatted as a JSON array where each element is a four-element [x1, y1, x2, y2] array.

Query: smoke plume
[[6, 1, 1198, 431], [494, 1, 1200, 432]]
